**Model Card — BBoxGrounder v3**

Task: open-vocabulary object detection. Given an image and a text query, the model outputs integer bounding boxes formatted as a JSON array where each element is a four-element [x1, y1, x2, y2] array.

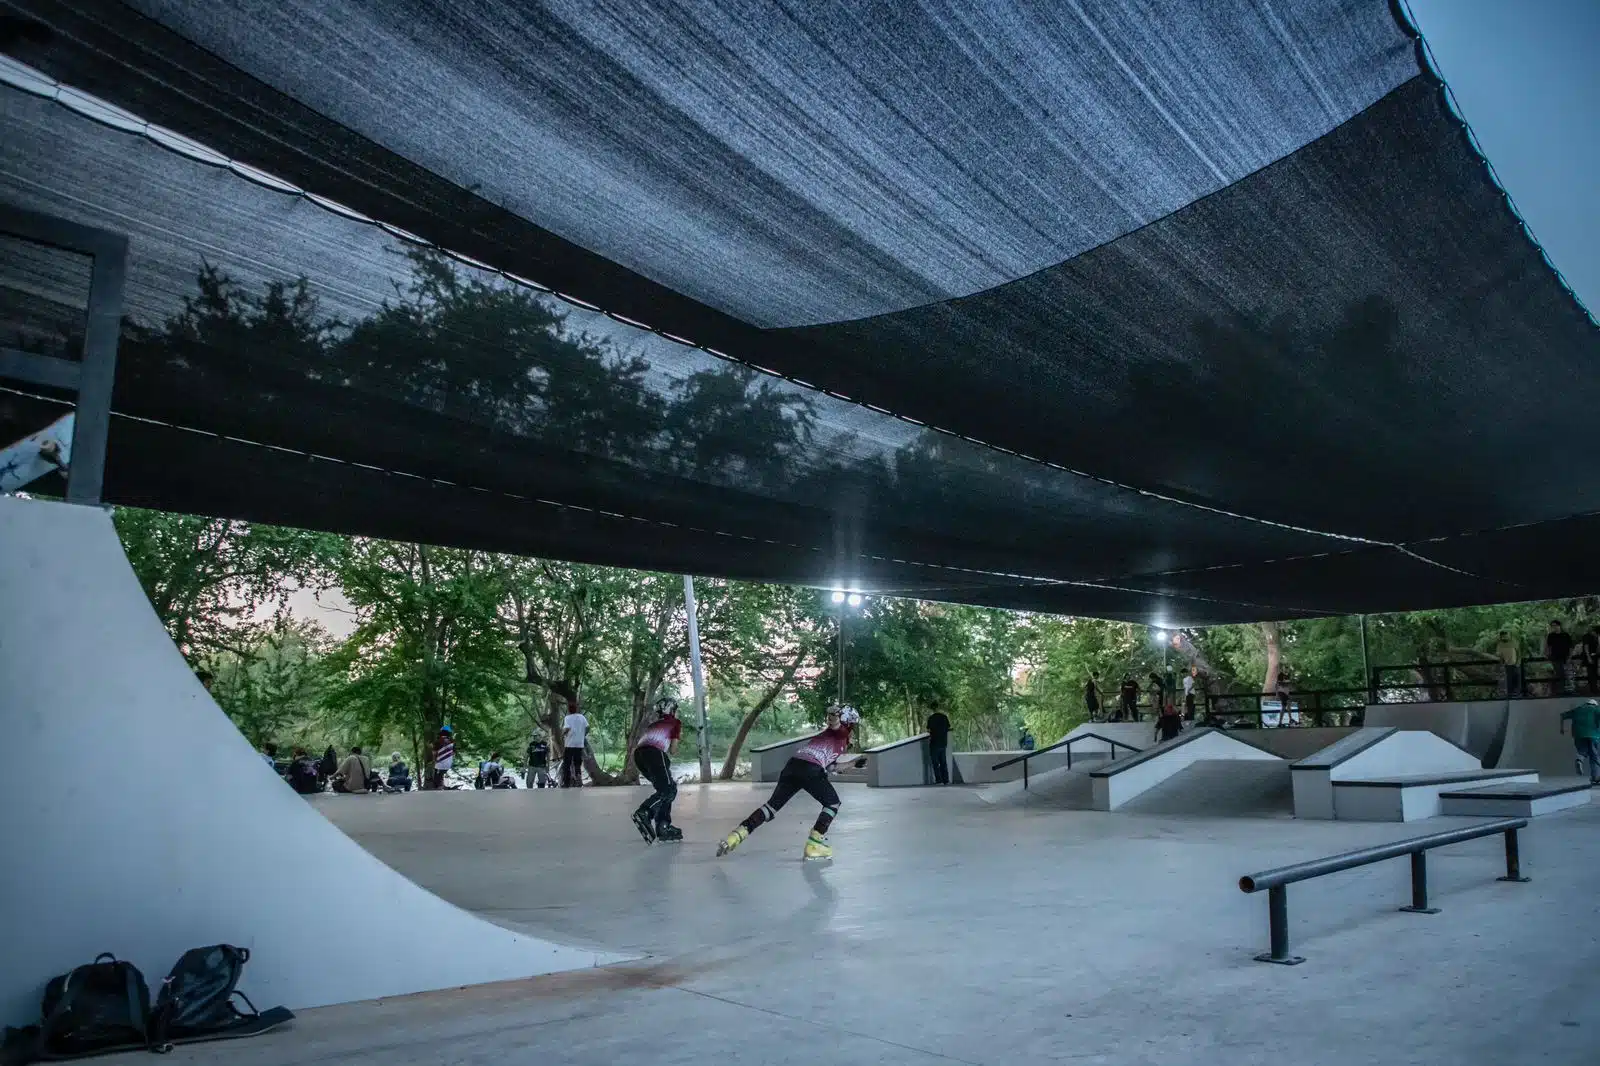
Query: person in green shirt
[[1560, 698, 1600, 784]]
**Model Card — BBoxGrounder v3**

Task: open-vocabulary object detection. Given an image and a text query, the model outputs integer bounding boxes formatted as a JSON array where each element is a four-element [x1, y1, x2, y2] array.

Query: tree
[[209, 619, 330, 747], [115, 506, 335, 662]]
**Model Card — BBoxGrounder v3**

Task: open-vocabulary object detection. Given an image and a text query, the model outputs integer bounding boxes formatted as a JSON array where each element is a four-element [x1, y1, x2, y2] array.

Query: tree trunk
[[1260, 621, 1282, 695], [719, 647, 808, 779]]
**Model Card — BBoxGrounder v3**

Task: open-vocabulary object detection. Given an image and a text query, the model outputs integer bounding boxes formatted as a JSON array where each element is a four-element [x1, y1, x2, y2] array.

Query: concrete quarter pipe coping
[[0, 496, 628, 1028]]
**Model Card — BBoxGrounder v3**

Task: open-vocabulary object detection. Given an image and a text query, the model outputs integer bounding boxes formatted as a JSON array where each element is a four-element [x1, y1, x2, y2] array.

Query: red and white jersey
[[793, 724, 854, 769], [635, 716, 682, 753]]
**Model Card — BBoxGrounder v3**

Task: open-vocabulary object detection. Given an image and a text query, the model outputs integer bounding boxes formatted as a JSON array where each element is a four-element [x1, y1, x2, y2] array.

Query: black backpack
[[149, 946, 255, 1044], [1, 954, 151, 1062], [287, 757, 322, 794]]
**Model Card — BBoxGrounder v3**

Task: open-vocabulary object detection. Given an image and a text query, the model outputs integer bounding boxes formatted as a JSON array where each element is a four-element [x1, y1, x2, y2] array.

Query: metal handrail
[[991, 732, 1141, 790], [1239, 817, 1530, 964]]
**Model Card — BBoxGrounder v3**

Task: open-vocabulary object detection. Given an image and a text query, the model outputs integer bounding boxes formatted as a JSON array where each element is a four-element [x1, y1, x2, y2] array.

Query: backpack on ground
[[150, 945, 256, 1044], [1, 954, 151, 1063]]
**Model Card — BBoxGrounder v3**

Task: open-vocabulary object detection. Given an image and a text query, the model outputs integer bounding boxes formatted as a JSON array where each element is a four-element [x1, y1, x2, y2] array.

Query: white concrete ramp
[[1117, 759, 1293, 817], [1089, 729, 1279, 811], [0, 497, 626, 1028], [975, 766, 1097, 809], [1363, 703, 1472, 749]]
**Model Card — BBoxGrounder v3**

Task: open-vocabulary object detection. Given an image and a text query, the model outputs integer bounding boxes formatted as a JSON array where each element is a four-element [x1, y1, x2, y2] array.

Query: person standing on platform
[[1561, 697, 1600, 784], [1117, 675, 1139, 722], [560, 689, 589, 788], [1182, 668, 1198, 721], [631, 697, 683, 843], [1495, 630, 1522, 697], [1085, 672, 1102, 722], [1147, 672, 1166, 722], [718, 704, 862, 861], [926, 705, 951, 785], [1579, 626, 1600, 695], [1546, 620, 1574, 696]]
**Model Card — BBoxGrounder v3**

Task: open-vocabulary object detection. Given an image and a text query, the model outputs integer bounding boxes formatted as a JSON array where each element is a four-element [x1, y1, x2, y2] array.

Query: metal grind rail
[[991, 732, 1141, 790], [1239, 818, 1530, 964]]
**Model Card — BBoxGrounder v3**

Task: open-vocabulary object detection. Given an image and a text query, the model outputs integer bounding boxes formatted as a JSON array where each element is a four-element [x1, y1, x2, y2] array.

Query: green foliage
[[209, 619, 330, 748]]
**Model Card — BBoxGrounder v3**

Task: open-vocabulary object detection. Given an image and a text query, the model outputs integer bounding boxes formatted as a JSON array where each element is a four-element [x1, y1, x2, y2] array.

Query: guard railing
[[991, 731, 1141, 791]]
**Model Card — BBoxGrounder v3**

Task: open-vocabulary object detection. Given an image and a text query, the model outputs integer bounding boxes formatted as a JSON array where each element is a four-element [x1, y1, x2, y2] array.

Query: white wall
[[1291, 768, 1335, 820], [1090, 730, 1278, 811], [0, 498, 626, 1027]]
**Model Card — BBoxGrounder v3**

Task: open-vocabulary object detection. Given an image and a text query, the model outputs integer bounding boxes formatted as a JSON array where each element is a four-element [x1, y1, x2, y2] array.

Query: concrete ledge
[[1439, 780, 1593, 818], [1291, 727, 1399, 770], [867, 734, 929, 788], [1332, 770, 1538, 822], [749, 733, 819, 782]]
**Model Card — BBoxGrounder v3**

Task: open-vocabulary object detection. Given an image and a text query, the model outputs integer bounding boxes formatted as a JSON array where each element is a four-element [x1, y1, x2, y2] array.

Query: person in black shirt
[[926, 706, 951, 785], [1579, 626, 1600, 695], [1084, 672, 1102, 721], [1546, 620, 1574, 696], [1117, 676, 1139, 722]]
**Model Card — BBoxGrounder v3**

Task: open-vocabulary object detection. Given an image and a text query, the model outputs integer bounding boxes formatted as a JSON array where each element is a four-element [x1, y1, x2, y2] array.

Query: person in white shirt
[[1182, 667, 1198, 721], [559, 687, 589, 788]]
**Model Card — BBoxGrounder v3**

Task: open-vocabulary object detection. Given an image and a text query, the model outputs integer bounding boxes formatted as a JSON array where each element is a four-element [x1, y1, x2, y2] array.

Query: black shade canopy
[[1, 0, 1595, 623]]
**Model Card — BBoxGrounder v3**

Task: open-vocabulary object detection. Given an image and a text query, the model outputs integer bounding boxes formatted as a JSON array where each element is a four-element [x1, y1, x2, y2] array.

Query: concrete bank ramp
[[1363, 703, 1472, 749], [1117, 759, 1293, 817], [1497, 698, 1595, 778], [0, 497, 627, 1029], [1089, 728, 1279, 811]]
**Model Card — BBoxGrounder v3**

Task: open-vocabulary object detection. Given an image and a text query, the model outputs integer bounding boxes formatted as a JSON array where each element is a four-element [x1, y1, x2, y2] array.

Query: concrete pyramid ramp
[[0, 497, 627, 1027], [1089, 728, 1279, 810], [1118, 759, 1293, 818], [976, 766, 1096, 809]]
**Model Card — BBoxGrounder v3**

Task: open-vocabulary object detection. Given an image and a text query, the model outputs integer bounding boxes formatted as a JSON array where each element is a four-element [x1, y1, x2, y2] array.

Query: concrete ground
[[162, 782, 1597, 1065]]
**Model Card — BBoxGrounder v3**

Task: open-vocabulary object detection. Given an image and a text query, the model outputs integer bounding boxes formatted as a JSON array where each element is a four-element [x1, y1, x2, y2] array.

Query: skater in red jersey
[[631, 696, 684, 843], [718, 704, 861, 860]]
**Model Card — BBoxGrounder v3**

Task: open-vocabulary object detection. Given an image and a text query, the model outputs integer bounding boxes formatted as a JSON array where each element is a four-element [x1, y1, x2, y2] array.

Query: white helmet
[[653, 696, 679, 719], [837, 705, 861, 725]]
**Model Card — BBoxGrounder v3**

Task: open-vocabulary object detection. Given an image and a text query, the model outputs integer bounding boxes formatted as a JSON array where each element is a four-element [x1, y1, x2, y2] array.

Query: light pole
[[1153, 627, 1170, 713], [832, 591, 863, 704]]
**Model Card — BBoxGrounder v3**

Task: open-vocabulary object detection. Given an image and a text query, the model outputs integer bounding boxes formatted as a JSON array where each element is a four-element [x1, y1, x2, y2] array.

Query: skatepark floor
[[153, 783, 1599, 1065]]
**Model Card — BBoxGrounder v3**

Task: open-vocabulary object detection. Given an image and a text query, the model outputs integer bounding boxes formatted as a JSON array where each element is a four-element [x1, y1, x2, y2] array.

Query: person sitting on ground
[[319, 745, 339, 781], [286, 747, 323, 795], [1156, 700, 1183, 742], [1019, 725, 1036, 751], [387, 752, 412, 792], [332, 746, 372, 794], [1561, 697, 1600, 785], [477, 752, 505, 789], [260, 742, 279, 771]]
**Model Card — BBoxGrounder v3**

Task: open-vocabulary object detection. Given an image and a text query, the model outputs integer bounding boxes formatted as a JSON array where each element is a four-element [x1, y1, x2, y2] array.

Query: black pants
[[741, 758, 840, 836], [560, 746, 585, 787], [929, 741, 949, 784], [634, 746, 677, 827], [1184, 692, 1196, 719]]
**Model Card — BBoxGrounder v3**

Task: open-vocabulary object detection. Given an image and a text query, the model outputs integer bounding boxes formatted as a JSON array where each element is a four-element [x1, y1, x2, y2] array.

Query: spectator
[[1019, 726, 1036, 751], [1580, 626, 1600, 695], [1084, 672, 1102, 721], [429, 726, 455, 789], [1182, 668, 1198, 721], [1156, 700, 1183, 742], [1494, 630, 1522, 697], [525, 733, 552, 789], [477, 752, 505, 789], [318, 745, 339, 781], [286, 747, 322, 795], [561, 694, 589, 788], [1561, 698, 1600, 785], [260, 742, 278, 770], [1147, 672, 1166, 719], [195, 668, 214, 693], [926, 706, 951, 785], [1546, 620, 1574, 696], [332, 746, 371, 794], [1117, 675, 1140, 722], [386, 752, 412, 792]]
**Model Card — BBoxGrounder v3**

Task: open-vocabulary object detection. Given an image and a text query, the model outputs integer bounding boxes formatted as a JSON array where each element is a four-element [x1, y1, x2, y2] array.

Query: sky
[[1405, 0, 1600, 318]]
